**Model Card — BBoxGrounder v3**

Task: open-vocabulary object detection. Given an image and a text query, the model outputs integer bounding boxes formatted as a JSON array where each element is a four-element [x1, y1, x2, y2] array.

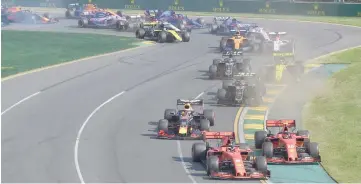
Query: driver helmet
[[283, 132, 290, 139], [184, 103, 192, 110], [116, 10, 122, 16], [231, 18, 237, 23]]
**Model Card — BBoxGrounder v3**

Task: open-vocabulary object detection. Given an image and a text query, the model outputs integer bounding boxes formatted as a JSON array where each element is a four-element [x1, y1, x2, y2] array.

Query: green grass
[[303, 46, 361, 183], [1, 30, 141, 78]]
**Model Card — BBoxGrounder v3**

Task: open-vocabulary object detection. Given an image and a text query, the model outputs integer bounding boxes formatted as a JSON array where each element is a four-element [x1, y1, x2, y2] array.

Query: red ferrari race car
[[192, 131, 270, 180], [157, 99, 215, 140], [6, 7, 58, 24], [254, 119, 321, 164]]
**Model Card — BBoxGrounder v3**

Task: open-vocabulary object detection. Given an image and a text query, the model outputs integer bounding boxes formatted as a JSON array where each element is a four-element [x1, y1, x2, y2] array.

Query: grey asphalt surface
[[2, 13, 361, 183]]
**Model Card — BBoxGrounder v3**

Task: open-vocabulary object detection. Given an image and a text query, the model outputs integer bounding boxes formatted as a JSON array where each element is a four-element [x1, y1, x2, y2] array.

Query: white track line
[[1, 91, 41, 116], [74, 91, 126, 184]]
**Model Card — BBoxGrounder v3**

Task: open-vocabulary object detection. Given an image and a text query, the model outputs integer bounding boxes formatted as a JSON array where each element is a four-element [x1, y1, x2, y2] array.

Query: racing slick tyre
[[78, 19, 87, 28], [219, 38, 227, 51], [217, 88, 227, 101], [255, 131, 267, 149], [135, 28, 145, 39], [262, 142, 274, 158], [196, 18, 205, 25], [158, 119, 169, 132], [222, 80, 233, 90], [209, 65, 217, 79], [192, 143, 207, 162], [158, 31, 167, 43], [308, 142, 320, 158], [207, 156, 219, 176], [213, 59, 221, 65], [203, 109, 215, 126], [255, 156, 268, 173], [296, 130, 310, 137], [210, 24, 218, 34], [200, 119, 211, 131], [164, 109, 177, 121], [65, 10, 71, 18], [182, 32, 190, 42]]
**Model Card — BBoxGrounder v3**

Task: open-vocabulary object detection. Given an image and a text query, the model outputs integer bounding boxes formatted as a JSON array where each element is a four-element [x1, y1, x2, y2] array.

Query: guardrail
[[6, 0, 361, 17]]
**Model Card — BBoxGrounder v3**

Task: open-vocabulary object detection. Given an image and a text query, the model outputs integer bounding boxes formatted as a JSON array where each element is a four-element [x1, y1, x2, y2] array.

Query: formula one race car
[[6, 8, 59, 24], [192, 131, 270, 180], [135, 22, 190, 43], [219, 30, 250, 52], [254, 119, 321, 164], [157, 99, 215, 139], [209, 17, 243, 35], [78, 11, 131, 31], [65, 3, 98, 19], [146, 10, 205, 30], [209, 50, 251, 79], [217, 72, 266, 106], [260, 52, 303, 84]]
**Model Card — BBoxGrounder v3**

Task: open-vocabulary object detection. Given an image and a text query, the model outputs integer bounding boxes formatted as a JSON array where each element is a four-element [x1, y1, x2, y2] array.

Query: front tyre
[[182, 32, 190, 42], [158, 31, 167, 43]]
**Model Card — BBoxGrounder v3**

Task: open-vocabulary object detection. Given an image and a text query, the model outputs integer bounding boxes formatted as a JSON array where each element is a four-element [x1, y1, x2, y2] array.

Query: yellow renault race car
[[135, 22, 190, 43], [260, 52, 304, 83]]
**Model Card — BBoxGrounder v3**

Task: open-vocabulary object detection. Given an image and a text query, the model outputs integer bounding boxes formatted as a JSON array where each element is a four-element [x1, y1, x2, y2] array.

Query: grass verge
[[303, 46, 361, 183], [1, 30, 141, 78]]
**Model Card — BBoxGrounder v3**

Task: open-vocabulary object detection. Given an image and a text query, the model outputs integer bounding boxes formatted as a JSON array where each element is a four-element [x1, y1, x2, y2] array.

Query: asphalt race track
[[2, 12, 361, 183]]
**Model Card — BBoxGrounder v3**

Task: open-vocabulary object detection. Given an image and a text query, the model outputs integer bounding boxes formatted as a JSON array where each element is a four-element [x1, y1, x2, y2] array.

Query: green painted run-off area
[[1, 30, 143, 78]]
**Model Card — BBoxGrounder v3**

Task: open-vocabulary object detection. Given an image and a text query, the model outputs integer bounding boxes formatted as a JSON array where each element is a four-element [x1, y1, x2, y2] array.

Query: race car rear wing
[[202, 131, 235, 140], [214, 16, 231, 21], [266, 119, 296, 128], [222, 50, 242, 56], [268, 32, 287, 35], [176, 99, 204, 106]]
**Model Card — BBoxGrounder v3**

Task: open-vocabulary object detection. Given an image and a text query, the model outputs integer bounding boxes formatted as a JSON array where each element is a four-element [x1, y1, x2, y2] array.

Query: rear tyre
[[203, 109, 215, 126], [200, 119, 210, 131], [255, 131, 267, 149], [164, 109, 176, 120], [65, 10, 71, 18], [192, 143, 207, 162]]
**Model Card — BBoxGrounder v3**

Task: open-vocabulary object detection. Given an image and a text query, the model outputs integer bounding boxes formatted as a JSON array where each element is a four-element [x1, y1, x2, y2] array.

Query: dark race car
[[217, 72, 266, 106], [209, 50, 251, 79], [157, 99, 215, 140], [192, 131, 270, 180]]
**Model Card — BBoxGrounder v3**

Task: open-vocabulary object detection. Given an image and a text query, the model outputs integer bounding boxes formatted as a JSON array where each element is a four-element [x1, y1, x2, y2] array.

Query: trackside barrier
[[9, 0, 361, 17]]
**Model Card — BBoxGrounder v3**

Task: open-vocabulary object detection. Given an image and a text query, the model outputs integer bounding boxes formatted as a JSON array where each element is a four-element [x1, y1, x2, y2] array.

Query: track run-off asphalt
[[2, 12, 361, 183]]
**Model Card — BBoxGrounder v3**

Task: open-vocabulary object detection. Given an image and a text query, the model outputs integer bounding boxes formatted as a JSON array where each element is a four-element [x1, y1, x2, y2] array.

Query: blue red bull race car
[[210, 16, 257, 36]]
